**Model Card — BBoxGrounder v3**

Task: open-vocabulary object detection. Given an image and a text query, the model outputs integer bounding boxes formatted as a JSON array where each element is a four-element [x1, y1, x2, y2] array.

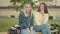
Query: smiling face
[[38, 3, 48, 13], [40, 4, 44, 13], [24, 3, 31, 12]]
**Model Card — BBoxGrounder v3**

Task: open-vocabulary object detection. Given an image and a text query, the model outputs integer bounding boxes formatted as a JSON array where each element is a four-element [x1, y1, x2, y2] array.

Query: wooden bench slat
[[36, 29, 59, 34], [51, 29, 59, 33]]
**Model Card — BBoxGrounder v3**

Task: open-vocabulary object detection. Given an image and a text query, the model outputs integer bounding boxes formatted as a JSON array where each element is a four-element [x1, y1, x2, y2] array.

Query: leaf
[[10, 0, 37, 11]]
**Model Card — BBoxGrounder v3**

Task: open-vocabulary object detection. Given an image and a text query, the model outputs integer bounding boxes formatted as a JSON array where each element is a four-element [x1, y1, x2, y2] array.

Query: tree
[[10, 0, 37, 11]]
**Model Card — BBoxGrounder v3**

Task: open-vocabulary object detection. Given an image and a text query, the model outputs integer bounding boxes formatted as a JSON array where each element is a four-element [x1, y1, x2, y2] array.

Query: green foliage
[[10, 0, 37, 11], [0, 18, 18, 32]]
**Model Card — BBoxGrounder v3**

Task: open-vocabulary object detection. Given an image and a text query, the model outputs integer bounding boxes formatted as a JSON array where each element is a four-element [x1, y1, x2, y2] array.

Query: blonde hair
[[24, 2, 31, 7], [23, 3, 32, 16]]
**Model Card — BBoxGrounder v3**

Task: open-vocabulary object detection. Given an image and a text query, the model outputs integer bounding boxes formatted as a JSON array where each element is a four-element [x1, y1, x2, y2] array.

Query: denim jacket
[[19, 11, 34, 29]]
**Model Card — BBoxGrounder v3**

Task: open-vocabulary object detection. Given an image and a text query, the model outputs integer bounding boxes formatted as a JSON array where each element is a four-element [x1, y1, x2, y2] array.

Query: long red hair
[[38, 3, 48, 13]]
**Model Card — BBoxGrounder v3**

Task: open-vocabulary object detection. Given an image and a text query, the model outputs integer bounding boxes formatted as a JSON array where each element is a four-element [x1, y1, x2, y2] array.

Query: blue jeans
[[21, 28, 36, 34], [34, 24, 51, 34]]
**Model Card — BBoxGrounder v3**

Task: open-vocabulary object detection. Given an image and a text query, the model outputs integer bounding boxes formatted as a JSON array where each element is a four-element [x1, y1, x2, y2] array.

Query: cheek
[[27, 8, 31, 10], [41, 11, 44, 12], [26, 8, 31, 11], [26, 8, 28, 10], [40, 6, 44, 10]]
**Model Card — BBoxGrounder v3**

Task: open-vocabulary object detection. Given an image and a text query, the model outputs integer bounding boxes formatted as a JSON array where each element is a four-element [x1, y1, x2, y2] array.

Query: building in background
[[0, 0, 60, 20]]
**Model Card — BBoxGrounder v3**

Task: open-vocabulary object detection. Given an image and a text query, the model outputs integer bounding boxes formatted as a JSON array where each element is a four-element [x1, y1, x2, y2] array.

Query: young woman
[[19, 3, 36, 34], [34, 3, 51, 34]]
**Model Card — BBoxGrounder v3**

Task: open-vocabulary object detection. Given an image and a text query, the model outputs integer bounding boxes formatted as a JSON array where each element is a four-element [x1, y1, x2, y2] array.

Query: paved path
[[0, 32, 7, 34]]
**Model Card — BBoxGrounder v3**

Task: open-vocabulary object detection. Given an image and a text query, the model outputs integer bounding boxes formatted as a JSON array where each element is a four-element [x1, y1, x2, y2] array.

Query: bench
[[36, 29, 59, 34], [8, 24, 59, 34], [51, 29, 59, 34]]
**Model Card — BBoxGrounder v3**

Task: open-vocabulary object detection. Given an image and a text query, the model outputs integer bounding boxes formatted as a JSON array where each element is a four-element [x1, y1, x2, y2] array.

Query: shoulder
[[33, 11, 39, 15], [20, 11, 24, 15], [44, 13, 49, 16], [19, 11, 24, 17], [44, 13, 49, 18]]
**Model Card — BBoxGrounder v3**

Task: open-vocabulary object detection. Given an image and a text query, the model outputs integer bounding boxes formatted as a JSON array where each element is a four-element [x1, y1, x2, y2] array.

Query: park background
[[0, 0, 60, 34]]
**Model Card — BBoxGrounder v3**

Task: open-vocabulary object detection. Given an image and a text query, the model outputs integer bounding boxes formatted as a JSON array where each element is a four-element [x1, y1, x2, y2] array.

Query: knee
[[21, 29, 29, 34]]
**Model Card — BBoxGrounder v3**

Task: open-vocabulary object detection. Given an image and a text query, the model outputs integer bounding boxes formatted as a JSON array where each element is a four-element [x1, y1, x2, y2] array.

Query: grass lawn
[[0, 18, 18, 32], [0, 32, 7, 34], [0, 18, 60, 32]]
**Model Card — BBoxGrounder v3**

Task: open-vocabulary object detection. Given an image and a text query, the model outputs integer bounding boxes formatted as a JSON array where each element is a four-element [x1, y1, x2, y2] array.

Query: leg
[[34, 26, 41, 32], [32, 30, 36, 34], [41, 24, 51, 34], [43, 24, 51, 34], [21, 29, 29, 34], [41, 28, 47, 34], [46, 25, 51, 34], [21, 29, 36, 34]]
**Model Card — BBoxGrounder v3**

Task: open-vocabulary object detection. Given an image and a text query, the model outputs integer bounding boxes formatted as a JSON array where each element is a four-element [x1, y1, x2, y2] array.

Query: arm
[[30, 14, 34, 29], [31, 15, 34, 26], [19, 12, 29, 29], [42, 14, 49, 24], [33, 12, 41, 25], [29, 14, 34, 34]]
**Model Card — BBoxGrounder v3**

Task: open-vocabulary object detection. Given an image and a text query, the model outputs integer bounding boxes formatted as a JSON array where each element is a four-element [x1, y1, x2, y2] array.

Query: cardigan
[[19, 11, 34, 29], [33, 11, 49, 26]]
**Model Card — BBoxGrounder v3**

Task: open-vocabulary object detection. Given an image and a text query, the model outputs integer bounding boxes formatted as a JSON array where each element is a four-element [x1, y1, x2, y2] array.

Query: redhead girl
[[34, 3, 51, 34]]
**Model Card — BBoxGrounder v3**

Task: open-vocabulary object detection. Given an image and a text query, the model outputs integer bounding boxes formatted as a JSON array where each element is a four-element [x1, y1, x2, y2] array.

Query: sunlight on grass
[[0, 18, 60, 32], [0, 18, 18, 32]]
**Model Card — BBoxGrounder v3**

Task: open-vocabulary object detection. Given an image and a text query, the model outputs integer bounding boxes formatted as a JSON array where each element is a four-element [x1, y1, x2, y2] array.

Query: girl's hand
[[30, 31, 33, 34], [27, 29, 33, 34], [27, 28, 30, 32], [30, 28, 33, 34]]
